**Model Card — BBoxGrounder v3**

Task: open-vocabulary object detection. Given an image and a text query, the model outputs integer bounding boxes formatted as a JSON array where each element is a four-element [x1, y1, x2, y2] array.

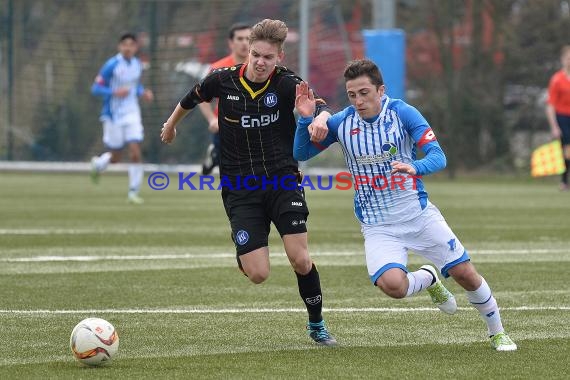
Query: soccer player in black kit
[[161, 19, 336, 346]]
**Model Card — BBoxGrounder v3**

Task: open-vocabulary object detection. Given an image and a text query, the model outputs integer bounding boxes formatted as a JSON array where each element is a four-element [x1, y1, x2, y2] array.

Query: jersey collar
[[239, 64, 275, 100]]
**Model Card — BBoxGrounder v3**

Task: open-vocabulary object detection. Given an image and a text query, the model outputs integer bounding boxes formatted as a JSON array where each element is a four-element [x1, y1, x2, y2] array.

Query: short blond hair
[[249, 19, 288, 52]]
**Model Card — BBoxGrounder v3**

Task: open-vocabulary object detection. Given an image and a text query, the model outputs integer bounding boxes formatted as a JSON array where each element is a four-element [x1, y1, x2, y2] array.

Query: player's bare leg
[[127, 142, 144, 204], [376, 266, 456, 314], [90, 150, 120, 184], [562, 145, 570, 191], [237, 247, 270, 284]]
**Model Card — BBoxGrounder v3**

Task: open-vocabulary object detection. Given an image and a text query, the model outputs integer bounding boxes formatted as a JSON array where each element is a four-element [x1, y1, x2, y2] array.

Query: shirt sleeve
[[399, 103, 447, 176], [180, 70, 221, 110], [91, 58, 116, 97], [293, 107, 349, 161]]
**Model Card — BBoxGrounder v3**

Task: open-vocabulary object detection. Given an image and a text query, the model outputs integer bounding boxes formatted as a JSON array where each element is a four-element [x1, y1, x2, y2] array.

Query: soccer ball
[[70, 317, 119, 366]]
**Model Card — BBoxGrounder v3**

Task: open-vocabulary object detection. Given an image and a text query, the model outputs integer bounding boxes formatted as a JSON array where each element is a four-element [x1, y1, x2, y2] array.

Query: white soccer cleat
[[421, 264, 457, 315], [127, 192, 144, 205], [490, 332, 517, 351]]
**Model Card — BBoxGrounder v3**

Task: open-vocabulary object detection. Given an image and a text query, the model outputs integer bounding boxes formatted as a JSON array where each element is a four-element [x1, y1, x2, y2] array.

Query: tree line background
[[1, 0, 569, 176]]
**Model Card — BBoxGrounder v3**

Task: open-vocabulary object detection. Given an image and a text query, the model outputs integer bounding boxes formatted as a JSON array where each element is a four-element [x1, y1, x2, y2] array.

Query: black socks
[[296, 263, 323, 323]]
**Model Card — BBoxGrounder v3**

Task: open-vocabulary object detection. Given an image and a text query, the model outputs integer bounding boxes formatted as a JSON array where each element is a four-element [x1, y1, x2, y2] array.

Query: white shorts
[[102, 114, 143, 150], [362, 202, 470, 285]]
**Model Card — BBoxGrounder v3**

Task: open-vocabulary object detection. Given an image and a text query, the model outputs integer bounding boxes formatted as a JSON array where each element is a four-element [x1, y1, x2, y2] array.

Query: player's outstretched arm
[[293, 116, 323, 161], [295, 82, 330, 143], [161, 103, 190, 144]]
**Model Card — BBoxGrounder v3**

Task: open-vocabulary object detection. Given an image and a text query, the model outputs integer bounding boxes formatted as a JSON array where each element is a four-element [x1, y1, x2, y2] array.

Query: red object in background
[[407, 0, 503, 81]]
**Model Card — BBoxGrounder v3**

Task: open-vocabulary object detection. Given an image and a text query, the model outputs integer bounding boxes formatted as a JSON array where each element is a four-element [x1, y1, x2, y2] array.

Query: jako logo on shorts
[[236, 230, 249, 245]]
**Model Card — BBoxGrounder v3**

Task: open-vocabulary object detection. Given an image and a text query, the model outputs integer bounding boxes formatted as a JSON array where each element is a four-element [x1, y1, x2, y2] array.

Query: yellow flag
[[531, 140, 565, 177]]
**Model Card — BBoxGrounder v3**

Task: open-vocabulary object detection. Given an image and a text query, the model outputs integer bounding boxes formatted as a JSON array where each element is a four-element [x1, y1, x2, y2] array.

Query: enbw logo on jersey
[[264, 93, 278, 107], [235, 230, 249, 246], [381, 142, 398, 157]]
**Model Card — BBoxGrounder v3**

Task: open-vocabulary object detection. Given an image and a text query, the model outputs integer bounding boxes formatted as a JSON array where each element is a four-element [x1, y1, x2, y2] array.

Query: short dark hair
[[343, 59, 384, 87], [228, 23, 251, 40], [119, 33, 137, 43]]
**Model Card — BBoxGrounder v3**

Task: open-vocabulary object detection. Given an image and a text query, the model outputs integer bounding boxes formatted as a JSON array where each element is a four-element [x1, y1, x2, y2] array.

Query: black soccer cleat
[[307, 320, 337, 346]]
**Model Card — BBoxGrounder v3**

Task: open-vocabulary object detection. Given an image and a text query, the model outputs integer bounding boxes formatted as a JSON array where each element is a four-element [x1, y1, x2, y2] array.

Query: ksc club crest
[[235, 230, 249, 245], [264, 93, 278, 107]]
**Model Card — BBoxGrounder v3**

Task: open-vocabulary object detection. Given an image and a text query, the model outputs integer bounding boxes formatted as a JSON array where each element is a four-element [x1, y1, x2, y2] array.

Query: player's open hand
[[390, 161, 417, 175], [161, 123, 177, 144], [295, 82, 316, 118]]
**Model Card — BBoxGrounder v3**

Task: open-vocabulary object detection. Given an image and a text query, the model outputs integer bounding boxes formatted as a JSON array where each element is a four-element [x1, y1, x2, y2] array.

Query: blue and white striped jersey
[[91, 53, 145, 121], [294, 95, 446, 225]]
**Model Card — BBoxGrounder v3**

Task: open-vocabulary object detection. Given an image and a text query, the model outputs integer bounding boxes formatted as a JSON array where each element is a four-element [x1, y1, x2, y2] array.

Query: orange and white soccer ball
[[70, 317, 119, 366]]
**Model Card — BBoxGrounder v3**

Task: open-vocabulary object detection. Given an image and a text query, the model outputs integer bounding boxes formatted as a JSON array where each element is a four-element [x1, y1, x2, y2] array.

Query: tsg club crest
[[264, 92, 278, 107]]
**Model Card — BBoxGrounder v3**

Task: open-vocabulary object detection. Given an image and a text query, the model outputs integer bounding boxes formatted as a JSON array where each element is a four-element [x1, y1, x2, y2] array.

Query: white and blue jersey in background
[[91, 53, 145, 122], [294, 95, 447, 225]]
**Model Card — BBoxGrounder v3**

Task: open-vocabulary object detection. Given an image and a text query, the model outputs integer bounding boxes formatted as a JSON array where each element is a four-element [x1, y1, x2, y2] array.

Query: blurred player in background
[[198, 23, 251, 175], [294, 59, 517, 351], [161, 19, 336, 346], [546, 45, 570, 191], [90, 33, 154, 204]]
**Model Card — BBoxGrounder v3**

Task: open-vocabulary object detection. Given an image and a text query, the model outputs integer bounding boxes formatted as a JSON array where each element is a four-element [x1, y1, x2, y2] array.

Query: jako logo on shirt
[[227, 95, 239, 101], [235, 230, 249, 245], [264, 92, 278, 107], [241, 111, 279, 128]]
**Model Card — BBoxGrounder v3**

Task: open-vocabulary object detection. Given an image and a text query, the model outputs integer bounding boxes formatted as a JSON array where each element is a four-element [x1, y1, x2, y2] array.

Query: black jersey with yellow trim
[[180, 64, 329, 180]]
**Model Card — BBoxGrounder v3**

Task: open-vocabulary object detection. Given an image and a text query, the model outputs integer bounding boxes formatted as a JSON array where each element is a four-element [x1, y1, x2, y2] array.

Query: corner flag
[[530, 140, 565, 177]]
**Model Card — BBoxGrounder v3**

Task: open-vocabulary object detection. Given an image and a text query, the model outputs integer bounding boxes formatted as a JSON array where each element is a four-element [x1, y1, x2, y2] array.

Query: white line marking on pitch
[[1, 248, 568, 262], [0, 253, 234, 262], [0, 306, 568, 314]]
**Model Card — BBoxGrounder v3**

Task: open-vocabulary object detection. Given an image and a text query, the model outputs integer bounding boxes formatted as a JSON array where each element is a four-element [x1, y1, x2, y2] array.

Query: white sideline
[[0, 248, 568, 262], [0, 161, 344, 176], [0, 161, 202, 173], [0, 306, 568, 314]]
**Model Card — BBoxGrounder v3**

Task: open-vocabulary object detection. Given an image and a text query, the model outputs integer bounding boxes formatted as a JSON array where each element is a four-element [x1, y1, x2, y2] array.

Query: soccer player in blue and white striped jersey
[[293, 59, 516, 351], [90, 33, 154, 204]]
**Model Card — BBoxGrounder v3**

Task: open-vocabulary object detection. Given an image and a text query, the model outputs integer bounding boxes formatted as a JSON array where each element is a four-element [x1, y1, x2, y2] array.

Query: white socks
[[128, 163, 144, 194], [94, 152, 112, 172], [406, 270, 434, 297], [466, 277, 504, 336]]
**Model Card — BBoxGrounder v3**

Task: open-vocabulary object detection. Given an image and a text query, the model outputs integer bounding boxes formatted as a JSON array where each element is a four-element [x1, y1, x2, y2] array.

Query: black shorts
[[221, 181, 309, 256], [557, 114, 570, 146]]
